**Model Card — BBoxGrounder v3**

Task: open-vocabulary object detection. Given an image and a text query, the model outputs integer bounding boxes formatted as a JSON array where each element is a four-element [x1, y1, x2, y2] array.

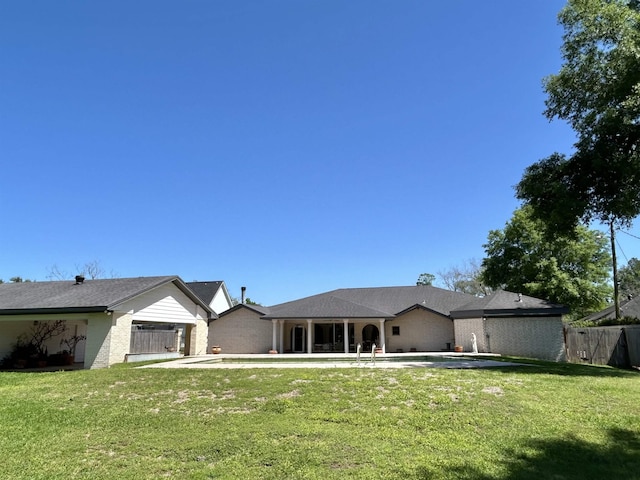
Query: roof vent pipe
[[517, 293, 522, 302], [241, 286, 246, 304], [75, 275, 85, 285]]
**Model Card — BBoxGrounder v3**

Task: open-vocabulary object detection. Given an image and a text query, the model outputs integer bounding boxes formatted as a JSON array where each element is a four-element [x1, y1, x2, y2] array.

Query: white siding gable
[[116, 283, 205, 325], [210, 285, 232, 314]]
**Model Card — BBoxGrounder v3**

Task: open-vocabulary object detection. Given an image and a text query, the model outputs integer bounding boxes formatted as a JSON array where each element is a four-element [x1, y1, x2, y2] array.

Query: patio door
[[362, 324, 379, 351], [292, 325, 305, 353]]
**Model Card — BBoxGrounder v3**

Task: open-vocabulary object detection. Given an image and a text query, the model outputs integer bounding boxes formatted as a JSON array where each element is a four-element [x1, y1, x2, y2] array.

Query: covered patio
[[268, 318, 388, 354]]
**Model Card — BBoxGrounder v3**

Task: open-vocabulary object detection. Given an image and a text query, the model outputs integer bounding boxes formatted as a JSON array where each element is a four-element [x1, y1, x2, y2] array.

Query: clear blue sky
[[2, 1, 639, 305]]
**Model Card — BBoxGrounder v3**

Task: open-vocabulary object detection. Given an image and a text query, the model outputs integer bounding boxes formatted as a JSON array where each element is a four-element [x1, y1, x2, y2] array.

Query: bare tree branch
[[46, 260, 118, 280]]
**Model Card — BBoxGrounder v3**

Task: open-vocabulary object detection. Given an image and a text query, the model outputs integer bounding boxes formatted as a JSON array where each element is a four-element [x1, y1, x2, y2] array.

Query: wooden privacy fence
[[130, 329, 179, 354], [564, 325, 640, 369]]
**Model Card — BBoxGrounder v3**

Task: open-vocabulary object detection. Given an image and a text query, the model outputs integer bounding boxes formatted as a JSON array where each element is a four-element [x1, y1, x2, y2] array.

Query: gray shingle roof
[[580, 296, 640, 322], [186, 281, 224, 305], [217, 303, 271, 318], [0, 276, 214, 316], [265, 294, 392, 319], [262, 286, 478, 319], [450, 290, 568, 318]]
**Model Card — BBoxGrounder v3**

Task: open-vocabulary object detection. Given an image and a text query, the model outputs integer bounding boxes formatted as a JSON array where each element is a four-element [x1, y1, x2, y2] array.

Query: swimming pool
[[141, 353, 517, 369], [167, 353, 499, 370], [198, 355, 477, 364]]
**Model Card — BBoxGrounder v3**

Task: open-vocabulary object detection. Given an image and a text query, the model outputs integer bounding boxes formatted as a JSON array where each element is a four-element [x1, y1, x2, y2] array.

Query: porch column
[[307, 319, 313, 354], [271, 319, 278, 352], [279, 320, 284, 353], [343, 319, 349, 354], [379, 319, 386, 354]]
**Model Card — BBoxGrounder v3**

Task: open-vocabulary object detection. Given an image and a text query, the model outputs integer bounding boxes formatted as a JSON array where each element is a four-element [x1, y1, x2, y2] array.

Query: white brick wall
[[485, 316, 565, 361], [386, 310, 455, 352], [191, 317, 209, 355], [108, 312, 133, 366], [454, 318, 486, 352], [454, 315, 565, 361], [85, 313, 114, 369], [209, 308, 272, 354]]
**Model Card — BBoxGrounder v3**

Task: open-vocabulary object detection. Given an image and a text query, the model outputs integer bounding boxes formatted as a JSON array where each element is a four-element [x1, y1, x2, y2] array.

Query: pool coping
[[139, 352, 526, 370]]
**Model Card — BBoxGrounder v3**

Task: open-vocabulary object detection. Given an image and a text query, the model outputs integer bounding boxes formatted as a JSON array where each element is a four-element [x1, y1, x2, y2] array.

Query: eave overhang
[[450, 307, 569, 319], [0, 306, 108, 316]]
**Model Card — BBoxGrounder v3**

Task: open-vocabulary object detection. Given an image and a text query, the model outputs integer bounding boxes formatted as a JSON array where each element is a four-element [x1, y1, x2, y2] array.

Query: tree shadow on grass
[[480, 356, 639, 378], [415, 427, 640, 480]]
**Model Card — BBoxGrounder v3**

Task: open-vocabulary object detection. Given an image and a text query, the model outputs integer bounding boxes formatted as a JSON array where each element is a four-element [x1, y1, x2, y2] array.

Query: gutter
[[451, 307, 569, 319], [0, 306, 108, 316]]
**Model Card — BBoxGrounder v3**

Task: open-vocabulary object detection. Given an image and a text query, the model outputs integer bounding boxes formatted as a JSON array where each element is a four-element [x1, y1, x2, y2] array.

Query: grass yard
[[0, 359, 638, 480]]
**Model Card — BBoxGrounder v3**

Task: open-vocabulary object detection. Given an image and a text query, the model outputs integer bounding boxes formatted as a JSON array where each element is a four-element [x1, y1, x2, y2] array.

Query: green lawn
[[0, 360, 638, 479]]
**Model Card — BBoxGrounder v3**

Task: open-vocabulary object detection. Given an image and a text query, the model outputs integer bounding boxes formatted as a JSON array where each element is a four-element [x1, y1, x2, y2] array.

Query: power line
[[616, 238, 629, 264], [618, 229, 640, 241]]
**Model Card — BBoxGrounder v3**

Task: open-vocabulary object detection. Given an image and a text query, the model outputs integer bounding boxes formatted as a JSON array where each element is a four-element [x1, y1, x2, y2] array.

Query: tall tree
[[516, 0, 640, 319], [518, 0, 640, 229], [618, 257, 640, 298], [481, 207, 612, 318]]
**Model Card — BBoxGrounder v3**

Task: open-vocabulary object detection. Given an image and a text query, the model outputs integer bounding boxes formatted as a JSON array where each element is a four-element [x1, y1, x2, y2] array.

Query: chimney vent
[[241, 286, 246, 304], [75, 275, 85, 285]]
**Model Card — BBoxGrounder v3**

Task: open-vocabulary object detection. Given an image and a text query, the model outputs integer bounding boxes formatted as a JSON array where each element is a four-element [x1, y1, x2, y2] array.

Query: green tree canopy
[[618, 257, 640, 298], [481, 207, 612, 318], [416, 273, 435, 286], [517, 0, 640, 230]]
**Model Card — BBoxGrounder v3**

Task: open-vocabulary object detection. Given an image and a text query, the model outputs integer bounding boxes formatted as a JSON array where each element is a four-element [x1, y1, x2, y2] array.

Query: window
[[392, 326, 400, 336]]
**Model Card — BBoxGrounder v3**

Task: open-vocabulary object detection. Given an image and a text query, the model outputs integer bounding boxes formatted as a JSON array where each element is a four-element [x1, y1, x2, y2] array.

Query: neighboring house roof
[[0, 276, 215, 317], [186, 281, 224, 305], [262, 286, 478, 320], [450, 290, 568, 318], [580, 296, 640, 323]]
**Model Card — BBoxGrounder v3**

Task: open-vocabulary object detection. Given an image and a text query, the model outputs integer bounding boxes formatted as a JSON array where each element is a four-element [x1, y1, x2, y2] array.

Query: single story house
[[209, 286, 568, 361], [579, 295, 640, 323], [0, 276, 213, 369]]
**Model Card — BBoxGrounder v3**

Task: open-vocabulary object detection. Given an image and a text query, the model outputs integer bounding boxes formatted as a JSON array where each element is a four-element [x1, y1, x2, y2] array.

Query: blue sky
[[2, 1, 639, 305]]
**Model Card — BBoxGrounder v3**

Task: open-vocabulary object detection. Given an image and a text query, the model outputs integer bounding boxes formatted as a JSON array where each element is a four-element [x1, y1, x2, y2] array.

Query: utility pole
[[610, 220, 621, 320]]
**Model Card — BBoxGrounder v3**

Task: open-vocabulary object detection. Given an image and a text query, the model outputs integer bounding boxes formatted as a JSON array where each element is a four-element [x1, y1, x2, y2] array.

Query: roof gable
[[186, 281, 224, 305], [264, 294, 392, 319], [217, 303, 270, 318], [330, 286, 476, 317], [262, 285, 477, 319], [0, 276, 214, 317]]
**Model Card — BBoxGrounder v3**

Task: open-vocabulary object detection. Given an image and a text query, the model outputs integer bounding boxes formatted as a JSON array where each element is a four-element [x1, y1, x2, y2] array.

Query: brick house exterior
[[209, 286, 568, 361], [0, 276, 213, 369]]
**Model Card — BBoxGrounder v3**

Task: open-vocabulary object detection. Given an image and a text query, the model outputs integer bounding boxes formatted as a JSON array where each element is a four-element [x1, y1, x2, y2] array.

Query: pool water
[[196, 355, 478, 365]]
